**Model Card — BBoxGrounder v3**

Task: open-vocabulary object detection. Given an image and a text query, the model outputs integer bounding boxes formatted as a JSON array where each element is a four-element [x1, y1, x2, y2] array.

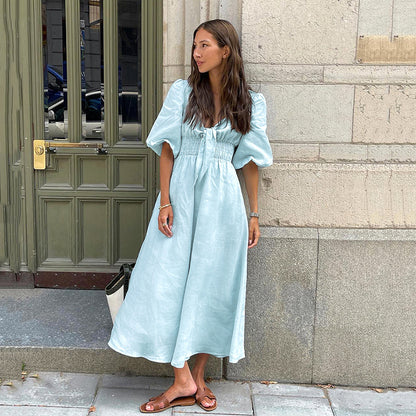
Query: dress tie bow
[[193, 127, 216, 186]]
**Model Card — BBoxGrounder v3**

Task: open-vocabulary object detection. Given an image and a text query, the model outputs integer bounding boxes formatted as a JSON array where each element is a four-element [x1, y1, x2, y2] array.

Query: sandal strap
[[146, 393, 170, 410], [197, 386, 216, 401]]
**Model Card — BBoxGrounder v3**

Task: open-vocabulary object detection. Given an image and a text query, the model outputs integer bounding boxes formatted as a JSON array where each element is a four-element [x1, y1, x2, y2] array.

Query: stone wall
[[163, 0, 416, 386]]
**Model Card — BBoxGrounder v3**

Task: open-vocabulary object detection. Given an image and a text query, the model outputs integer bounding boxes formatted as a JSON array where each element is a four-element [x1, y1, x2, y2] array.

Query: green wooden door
[[0, 0, 162, 288]]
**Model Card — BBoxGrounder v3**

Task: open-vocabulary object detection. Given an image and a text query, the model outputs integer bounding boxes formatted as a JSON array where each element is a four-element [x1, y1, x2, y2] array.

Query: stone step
[[0, 289, 221, 379]]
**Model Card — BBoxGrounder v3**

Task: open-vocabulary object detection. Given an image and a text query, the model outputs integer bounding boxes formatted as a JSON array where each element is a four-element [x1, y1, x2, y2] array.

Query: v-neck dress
[[108, 79, 273, 368]]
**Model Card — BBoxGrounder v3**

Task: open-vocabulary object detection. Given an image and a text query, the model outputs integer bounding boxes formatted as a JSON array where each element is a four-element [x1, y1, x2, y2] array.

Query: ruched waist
[[179, 137, 234, 161]]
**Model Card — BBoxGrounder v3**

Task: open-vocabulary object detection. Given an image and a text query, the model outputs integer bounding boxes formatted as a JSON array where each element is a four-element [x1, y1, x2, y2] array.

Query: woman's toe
[[202, 397, 215, 407]]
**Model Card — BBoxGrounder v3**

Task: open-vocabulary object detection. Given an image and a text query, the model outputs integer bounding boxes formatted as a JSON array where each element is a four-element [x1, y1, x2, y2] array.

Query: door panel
[[77, 155, 110, 190], [78, 198, 110, 264], [31, 0, 159, 286], [114, 155, 147, 191], [38, 156, 73, 190], [38, 197, 74, 265], [114, 199, 147, 262]]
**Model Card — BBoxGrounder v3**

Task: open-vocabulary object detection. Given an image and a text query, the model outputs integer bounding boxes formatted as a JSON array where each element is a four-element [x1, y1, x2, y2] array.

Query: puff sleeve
[[146, 79, 187, 158], [232, 92, 273, 169]]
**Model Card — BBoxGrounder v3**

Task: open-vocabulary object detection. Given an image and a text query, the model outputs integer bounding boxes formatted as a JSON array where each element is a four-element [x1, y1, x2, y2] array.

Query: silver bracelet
[[249, 212, 259, 218]]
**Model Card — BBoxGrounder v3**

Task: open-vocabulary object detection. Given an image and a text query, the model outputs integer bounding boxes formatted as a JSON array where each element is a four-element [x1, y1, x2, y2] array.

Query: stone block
[[101, 375, 173, 390], [313, 229, 416, 387], [252, 382, 325, 398], [162, 83, 169, 98], [252, 394, 333, 416], [358, 0, 394, 35], [0, 289, 113, 348], [242, 0, 359, 64], [183, 0, 200, 65], [163, 66, 185, 83], [353, 85, 416, 144], [328, 387, 416, 415], [219, 0, 242, 35], [0, 372, 98, 407], [245, 64, 323, 84], [259, 163, 416, 228], [164, 0, 185, 66], [323, 65, 416, 85], [226, 227, 318, 383], [367, 144, 393, 161], [393, 0, 416, 35], [262, 85, 354, 143], [319, 144, 368, 162], [367, 144, 416, 162], [386, 145, 416, 161], [0, 407, 87, 416], [271, 144, 319, 162]]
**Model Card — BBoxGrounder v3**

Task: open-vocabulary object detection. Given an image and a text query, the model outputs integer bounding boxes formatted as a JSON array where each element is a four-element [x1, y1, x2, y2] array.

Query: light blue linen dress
[[108, 79, 273, 368]]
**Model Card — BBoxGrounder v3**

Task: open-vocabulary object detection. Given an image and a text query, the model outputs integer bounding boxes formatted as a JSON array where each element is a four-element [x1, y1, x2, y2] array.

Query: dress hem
[[108, 340, 245, 368]]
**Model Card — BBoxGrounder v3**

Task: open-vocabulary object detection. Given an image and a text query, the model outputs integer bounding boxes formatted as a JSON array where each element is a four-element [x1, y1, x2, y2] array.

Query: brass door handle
[[33, 139, 107, 170]]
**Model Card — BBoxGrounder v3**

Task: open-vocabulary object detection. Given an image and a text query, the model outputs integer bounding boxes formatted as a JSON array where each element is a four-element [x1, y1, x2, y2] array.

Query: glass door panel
[[81, 0, 104, 140], [43, 0, 68, 140], [118, 0, 142, 141]]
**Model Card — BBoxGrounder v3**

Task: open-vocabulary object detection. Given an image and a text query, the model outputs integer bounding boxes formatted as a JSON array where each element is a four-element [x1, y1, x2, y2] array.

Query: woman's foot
[[191, 353, 217, 411], [142, 379, 197, 412], [192, 375, 217, 410]]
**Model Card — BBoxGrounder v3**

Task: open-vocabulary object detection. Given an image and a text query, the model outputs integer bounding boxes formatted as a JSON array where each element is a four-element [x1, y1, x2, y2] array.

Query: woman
[[108, 19, 273, 413]]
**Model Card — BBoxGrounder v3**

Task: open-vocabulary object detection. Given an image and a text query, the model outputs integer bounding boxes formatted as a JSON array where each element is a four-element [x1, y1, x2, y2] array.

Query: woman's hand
[[158, 142, 174, 237], [248, 217, 260, 248], [243, 161, 260, 249], [158, 205, 174, 237]]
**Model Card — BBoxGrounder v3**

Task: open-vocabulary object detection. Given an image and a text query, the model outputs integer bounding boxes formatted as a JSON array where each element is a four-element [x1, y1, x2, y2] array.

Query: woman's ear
[[223, 45, 230, 59]]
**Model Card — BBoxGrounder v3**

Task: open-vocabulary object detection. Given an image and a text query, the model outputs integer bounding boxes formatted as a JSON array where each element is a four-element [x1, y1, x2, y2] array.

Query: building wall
[[163, 0, 416, 386]]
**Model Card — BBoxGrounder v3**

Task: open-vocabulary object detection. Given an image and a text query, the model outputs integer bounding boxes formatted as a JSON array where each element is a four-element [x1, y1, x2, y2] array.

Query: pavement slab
[[252, 394, 333, 416], [176, 380, 252, 415], [174, 413, 222, 416], [0, 406, 89, 416], [251, 382, 325, 398], [0, 372, 99, 407], [328, 387, 416, 416], [93, 388, 173, 416]]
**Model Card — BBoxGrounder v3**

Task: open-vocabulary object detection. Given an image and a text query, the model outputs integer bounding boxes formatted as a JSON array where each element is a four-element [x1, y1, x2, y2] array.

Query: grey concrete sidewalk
[[0, 372, 416, 416]]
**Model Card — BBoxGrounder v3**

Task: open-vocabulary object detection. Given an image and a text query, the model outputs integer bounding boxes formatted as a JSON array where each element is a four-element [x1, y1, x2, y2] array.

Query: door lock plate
[[33, 140, 46, 169]]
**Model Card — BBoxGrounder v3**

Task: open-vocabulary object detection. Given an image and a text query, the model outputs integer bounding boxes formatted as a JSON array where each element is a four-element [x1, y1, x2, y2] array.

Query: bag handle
[[120, 263, 135, 297]]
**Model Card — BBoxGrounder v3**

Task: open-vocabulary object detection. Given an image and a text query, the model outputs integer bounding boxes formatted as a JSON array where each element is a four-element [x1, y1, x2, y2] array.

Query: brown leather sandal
[[196, 386, 217, 411], [139, 392, 195, 413]]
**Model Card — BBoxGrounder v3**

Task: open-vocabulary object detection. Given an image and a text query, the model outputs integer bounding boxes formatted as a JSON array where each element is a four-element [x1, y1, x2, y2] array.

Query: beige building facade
[[163, 0, 416, 386]]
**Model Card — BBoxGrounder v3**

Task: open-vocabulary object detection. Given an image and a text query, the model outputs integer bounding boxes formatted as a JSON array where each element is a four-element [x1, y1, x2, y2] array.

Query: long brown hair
[[184, 19, 252, 134]]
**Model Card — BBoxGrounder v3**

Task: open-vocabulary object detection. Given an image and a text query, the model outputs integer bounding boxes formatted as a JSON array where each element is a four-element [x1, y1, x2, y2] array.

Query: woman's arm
[[242, 160, 260, 248], [158, 142, 174, 237]]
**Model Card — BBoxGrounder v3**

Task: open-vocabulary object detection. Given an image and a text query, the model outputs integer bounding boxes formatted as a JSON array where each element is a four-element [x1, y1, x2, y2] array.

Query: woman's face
[[193, 28, 228, 74]]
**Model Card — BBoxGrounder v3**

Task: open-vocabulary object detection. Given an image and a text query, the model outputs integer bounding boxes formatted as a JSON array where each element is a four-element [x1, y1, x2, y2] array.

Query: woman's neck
[[209, 69, 222, 97]]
